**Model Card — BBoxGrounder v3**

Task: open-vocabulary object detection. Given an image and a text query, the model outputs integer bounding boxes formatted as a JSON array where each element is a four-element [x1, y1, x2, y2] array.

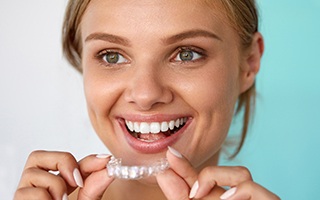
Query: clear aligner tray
[[107, 156, 169, 180]]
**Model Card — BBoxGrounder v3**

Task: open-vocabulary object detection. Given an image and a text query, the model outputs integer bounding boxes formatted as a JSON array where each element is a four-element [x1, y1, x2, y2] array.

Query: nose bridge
[[125, 61, 173, 110]]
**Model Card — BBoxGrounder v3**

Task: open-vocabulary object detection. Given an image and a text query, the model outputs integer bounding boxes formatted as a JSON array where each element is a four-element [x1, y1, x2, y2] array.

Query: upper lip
[[119, 114, 190, 122]]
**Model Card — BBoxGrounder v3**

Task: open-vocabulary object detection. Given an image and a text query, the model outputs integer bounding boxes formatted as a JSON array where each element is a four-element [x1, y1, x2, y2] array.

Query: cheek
[[183, 67, 239, 115], [82, 63, 123, 134], [82, 54, 123, 115], [179, 63, 240, 162]]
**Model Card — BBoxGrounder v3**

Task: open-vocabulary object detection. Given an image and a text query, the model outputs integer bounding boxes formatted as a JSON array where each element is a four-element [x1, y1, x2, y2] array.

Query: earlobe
[[240, 32, 264, 93]]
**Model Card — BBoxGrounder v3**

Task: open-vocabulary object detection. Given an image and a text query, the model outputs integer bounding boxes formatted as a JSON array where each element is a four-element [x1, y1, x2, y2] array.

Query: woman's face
[[81, 0, 249, 167]]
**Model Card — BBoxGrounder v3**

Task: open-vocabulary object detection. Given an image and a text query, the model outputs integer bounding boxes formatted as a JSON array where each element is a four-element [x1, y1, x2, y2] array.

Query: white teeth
[[169, 120, 175, 130], [161, 122, 169, 132], [125, 118, 187, 135], [134, 122, 140, 132], [126, 120, 134, 132], [150, 122, 161, 134], [140, 122, 150, 134], [175, 119, 180, 128]]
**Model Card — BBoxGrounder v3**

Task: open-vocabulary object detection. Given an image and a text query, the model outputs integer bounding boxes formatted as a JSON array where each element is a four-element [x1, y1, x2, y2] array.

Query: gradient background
[[0, 1, 319, 199]]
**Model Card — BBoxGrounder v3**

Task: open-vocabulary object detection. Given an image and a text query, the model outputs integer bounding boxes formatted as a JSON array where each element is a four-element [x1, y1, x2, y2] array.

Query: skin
[[82, 0, 241, 169], [14, 0, 280, 199]]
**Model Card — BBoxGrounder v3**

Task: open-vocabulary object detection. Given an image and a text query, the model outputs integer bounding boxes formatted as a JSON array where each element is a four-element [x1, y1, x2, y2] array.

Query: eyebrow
[[163, 29, 222, 44], [85, 33, 131, 46], [84, 29, 222, 46]]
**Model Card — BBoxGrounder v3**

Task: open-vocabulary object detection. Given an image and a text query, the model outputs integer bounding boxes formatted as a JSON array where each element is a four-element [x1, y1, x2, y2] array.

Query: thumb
[[77, 154, 114, 200]]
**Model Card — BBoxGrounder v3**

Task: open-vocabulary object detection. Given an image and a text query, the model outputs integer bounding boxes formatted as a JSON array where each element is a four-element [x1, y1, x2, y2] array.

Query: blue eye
[[174, 48, 203, 62], [100, 51, 128, 64]]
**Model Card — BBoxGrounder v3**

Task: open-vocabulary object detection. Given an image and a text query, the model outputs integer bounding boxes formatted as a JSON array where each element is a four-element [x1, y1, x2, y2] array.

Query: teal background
[[221, 1, 320, 199]]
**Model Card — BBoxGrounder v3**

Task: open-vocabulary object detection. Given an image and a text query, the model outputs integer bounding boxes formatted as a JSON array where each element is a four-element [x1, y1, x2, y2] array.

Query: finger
[[167, 146, 198, 187], [77, 154, 111, 179], [23, 150, 80, 188], [220, 181, 280, 200], [167, 147, 226, 199], [77, 154, 114, 200], [18, 167, 67, 200], [14, 187, 53, 200], [156, 168, 190, 200], [194, 166, 252, 198]]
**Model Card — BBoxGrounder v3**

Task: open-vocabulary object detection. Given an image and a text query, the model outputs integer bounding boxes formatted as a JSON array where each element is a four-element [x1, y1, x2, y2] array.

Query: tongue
[[138, 131, 172, 141], [139, 133, 167, 141]]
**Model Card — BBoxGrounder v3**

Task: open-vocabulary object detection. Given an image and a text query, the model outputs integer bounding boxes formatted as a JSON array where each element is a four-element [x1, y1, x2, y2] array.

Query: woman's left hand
[[156, 147, 280, 200]]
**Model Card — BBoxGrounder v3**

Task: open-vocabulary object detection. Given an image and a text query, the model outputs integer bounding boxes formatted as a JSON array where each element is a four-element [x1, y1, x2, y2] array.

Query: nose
[[124, 64, 173, 110]]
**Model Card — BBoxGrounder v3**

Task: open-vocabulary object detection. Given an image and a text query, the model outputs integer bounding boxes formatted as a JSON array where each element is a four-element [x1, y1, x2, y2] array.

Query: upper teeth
[[125, 117, 187, 134]]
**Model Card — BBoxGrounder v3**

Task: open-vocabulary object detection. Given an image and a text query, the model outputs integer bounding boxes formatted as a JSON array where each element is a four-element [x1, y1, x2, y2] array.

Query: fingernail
[[220, 187, 237, 200], [62, 193, 69, 200], [96, 154, 111, 159], [189, 180, 199, 198], [168, 146, 183, 158], [73, 168, 84, 188]]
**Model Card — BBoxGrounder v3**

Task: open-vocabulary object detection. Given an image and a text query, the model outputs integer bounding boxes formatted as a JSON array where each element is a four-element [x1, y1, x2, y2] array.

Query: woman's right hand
[[14, 150, 114, 200]]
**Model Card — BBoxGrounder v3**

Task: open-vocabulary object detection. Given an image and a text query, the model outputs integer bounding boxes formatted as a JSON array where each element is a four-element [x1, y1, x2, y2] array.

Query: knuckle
[[50, 174, 68, 191], [201, 166, 216, 176], [26, 150, 50, 168], [14, 187, 52, 200], [34, 188, 52, 199], [234, 166, 252, 180], [60, 151, 76, 163], [28, 150, 45, 161], [20, 167, 67, 189], [21, 167, 37, 181], [13, 188, 24, 199], [241, 180, 255, 189], [199, 166, 218, 186]]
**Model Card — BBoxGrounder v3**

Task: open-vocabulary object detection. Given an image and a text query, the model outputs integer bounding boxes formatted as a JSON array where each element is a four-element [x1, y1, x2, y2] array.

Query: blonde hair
[[217, 0, 259, 157], [62, 0, 260, 157]]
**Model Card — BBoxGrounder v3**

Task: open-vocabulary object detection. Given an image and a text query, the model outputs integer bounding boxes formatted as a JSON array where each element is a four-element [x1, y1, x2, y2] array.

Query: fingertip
[[62, 193, 69, 200], [77, 167, 114, 199], [73, 168, 84, 188], [189, 180, 199, 199], [195, 171, 226, 199], [220, 187, 237, 200], [156, 169, 190, 200], [167, 146, 183, 158], [78, 154, 112, 178], [96, 154, 112, 159]]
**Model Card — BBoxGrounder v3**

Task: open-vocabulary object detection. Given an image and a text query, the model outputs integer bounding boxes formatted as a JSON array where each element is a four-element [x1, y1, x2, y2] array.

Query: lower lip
[[118, 119, 190, 154]]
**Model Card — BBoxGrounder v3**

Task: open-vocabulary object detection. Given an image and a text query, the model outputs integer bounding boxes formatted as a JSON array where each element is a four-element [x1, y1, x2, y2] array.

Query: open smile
[[119, 116, 191, 153], [125, 117, 188, 142]]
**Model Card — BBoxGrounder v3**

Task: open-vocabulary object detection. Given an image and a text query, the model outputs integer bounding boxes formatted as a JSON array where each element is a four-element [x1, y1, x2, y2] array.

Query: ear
[[239, 32, 264, 93]]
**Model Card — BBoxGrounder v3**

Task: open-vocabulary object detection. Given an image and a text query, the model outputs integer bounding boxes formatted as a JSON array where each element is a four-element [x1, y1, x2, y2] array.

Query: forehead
[[81, 0, 232, 42]]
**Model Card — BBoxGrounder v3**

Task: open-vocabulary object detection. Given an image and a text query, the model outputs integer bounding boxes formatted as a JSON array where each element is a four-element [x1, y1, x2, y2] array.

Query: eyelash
[[95, 46, 206, 67], [171, 47, 206, 63], [96, 49, 128, 67]]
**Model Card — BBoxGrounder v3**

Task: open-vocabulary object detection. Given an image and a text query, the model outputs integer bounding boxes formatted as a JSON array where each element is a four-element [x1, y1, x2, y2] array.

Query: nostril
[[124, 82, 173, 110]]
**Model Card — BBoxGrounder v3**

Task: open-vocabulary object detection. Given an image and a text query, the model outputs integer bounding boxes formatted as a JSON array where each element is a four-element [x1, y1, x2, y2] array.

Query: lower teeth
[[128, 126, 183, 142], [138, 138, 157, 143]]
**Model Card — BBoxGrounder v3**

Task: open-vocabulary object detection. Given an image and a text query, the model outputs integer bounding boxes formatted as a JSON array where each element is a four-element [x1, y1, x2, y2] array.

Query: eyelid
[[96, 49, 129, 65], [171, 46, 206, 63], [96, 49, 125, 59]]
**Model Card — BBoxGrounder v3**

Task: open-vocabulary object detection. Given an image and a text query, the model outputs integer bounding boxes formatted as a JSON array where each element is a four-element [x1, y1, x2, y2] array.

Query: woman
[[14, 0, 279, 199]]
